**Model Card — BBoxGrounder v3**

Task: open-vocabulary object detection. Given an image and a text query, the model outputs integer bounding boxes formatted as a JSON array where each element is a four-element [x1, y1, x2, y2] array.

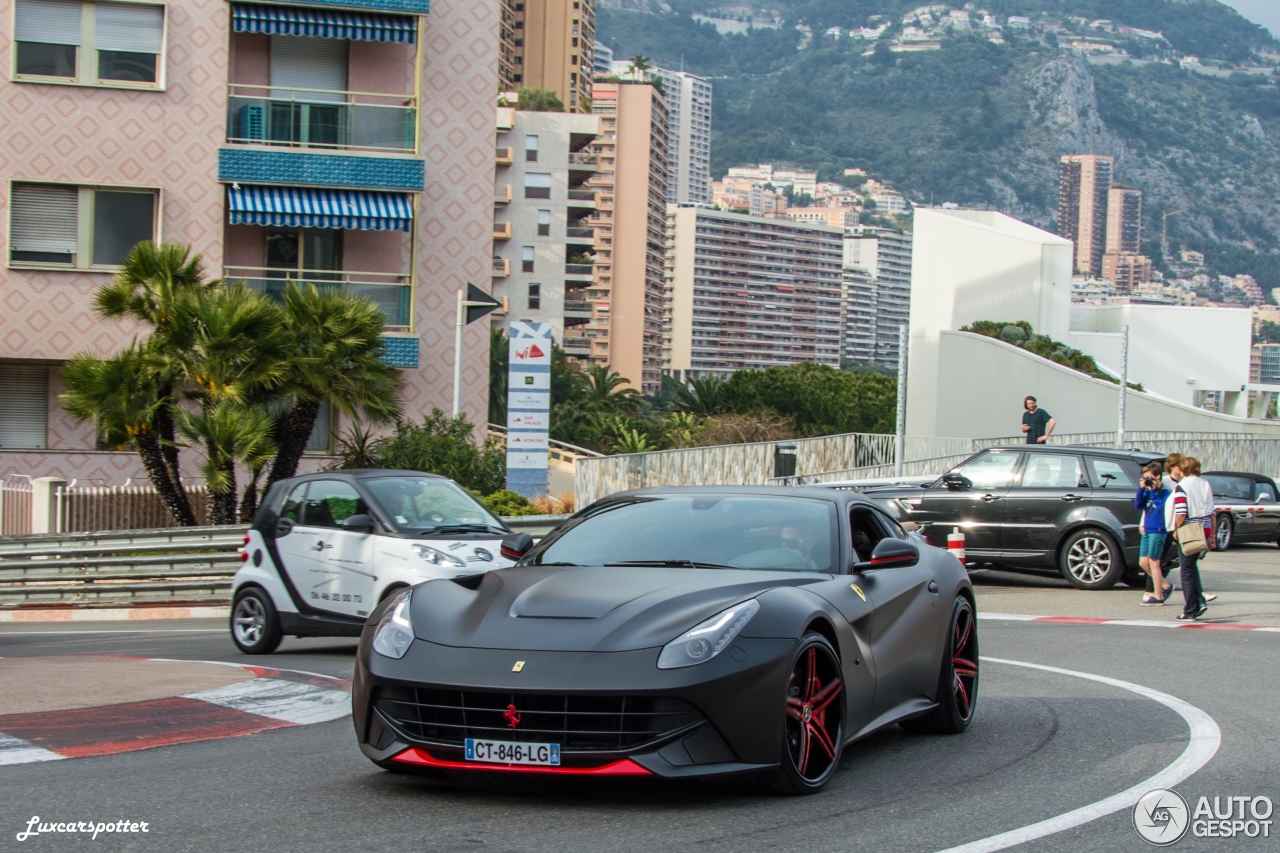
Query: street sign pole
[[1117, 324, 1129, 449], [451, 284, 504, 418], [894, 324, 908, 478]]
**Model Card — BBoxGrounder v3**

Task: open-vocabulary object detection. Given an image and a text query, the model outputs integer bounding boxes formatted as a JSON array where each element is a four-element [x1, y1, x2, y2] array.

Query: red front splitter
[[391, 747, 652, 776]]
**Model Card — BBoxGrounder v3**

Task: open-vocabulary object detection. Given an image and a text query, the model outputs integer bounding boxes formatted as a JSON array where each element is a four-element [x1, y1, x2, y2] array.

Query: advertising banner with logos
[[506, 321, 552, 497]]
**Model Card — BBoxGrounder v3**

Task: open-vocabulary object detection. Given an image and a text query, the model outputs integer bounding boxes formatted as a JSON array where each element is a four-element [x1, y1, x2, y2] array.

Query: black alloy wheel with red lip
[[768, 634, 844, 794]]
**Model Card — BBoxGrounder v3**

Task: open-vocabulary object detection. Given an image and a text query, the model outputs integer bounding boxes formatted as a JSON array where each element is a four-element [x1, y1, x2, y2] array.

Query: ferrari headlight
[[372, 591, 414, 659], [657, 599, 760, 670], [412, 544, 466, 568]]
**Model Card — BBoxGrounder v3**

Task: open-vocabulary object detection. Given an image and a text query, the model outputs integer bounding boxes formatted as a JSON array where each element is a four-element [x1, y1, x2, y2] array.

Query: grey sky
[[1221, 0, 1280, 40]]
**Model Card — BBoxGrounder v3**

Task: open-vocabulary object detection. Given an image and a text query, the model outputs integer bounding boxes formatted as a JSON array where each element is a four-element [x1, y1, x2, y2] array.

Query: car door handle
[[312, 541, 331, 552], [1060, 494, 1085, 502], [981, 494, 1001, 502]]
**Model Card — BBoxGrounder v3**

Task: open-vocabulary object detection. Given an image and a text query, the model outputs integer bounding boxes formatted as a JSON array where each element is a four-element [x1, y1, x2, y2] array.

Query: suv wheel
[[1059, 529, 1124, 590]]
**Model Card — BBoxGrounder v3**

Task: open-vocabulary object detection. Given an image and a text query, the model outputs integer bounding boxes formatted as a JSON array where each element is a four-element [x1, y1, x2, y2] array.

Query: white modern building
[[907, 208, 1280, 438], [493, 107, 600, 341]]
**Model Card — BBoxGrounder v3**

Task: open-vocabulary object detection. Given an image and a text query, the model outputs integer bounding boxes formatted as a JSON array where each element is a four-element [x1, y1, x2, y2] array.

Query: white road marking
[[185, 678, 349, 725], [933, 657, 1221, 853], [0, 734, 65, 766]]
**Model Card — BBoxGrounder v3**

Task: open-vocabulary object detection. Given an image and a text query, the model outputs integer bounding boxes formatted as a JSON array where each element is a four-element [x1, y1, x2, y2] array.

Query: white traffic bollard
[[947, 527, 966, 566]]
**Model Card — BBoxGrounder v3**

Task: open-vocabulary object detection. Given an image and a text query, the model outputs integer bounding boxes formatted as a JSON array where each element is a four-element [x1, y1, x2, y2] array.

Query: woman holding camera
[[1133, 461, 1172, 605]]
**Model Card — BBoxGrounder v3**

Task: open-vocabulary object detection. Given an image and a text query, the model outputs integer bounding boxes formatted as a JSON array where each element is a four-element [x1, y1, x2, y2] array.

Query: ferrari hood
[[407, 565, 822, 653]]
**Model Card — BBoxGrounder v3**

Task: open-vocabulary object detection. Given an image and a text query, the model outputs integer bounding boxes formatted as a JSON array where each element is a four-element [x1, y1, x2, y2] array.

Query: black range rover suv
[[842, 446, 1167, 590]]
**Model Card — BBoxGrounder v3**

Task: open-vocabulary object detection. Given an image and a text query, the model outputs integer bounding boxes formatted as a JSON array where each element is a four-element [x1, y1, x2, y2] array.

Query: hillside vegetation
[[598, 1, 1280, 290]]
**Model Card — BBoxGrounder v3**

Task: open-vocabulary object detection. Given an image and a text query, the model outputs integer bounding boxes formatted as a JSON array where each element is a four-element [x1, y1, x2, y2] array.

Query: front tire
[[230, 587, 283, 655], [1059, 528, 1124, 590], [902, 596, 978, 734], [764, 633, 844, 795], [1214, 515, 1233, 551]]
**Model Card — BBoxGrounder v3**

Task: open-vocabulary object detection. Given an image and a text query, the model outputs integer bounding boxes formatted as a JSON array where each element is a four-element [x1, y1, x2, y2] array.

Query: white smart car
[[230, 470, 531, 654]]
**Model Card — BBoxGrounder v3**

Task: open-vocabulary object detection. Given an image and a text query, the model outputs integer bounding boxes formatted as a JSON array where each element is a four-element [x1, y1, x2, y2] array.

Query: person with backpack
[[1133, 461, 1172, 605], [1167, 456, 1218, 621]]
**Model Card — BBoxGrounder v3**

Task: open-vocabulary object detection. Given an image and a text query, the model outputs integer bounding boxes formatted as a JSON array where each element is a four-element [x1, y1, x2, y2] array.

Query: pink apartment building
[[0, 0, 499, 483]]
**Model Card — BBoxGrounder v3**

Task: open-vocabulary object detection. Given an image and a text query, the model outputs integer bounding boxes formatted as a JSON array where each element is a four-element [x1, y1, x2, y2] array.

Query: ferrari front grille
[[374, 687, 703, 752]]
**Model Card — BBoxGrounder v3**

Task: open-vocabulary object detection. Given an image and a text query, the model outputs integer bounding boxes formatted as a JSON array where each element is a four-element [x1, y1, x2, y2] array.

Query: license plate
[[465, 738, 560, 766]]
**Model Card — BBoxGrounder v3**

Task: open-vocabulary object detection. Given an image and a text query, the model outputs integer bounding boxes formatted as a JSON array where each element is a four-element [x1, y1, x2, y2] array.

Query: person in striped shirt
[[1168, 456, 1217, 621]]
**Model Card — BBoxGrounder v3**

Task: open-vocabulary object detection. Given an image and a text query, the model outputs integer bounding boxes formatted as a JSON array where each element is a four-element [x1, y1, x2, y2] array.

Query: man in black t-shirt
[[1021, 396, 1055, 444]]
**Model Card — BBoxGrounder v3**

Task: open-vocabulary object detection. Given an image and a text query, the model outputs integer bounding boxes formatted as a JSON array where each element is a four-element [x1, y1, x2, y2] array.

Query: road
[[1, 547, 1277, 852]]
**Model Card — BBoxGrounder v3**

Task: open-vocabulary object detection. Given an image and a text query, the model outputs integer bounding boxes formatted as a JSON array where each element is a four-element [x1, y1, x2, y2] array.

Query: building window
[[524, 134, 538, 162], [522, 246, 535, 273], [527, 282, 540, 311], [305, 399, 333, 453], [14, 0, 165, 87], [0, 362, 48, 449], [523, 173, 551, 199], [9, 182, 157, 269], [537, 209, 551, 236]]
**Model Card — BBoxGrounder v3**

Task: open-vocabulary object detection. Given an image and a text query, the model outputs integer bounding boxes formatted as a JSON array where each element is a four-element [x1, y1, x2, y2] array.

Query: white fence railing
[[55, 483, 211, 533], [0, 480, 34, 536]]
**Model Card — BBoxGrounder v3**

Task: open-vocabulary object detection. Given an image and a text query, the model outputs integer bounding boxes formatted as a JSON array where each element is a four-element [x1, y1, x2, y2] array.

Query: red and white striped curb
[[0, 607, 229, 623], [980, 612, 1280, 633], [0, 660, 350, 766]]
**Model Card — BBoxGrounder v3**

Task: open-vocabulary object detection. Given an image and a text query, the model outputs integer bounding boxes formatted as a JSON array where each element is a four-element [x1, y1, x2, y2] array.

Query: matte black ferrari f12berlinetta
[[352, 486, 978, 794]]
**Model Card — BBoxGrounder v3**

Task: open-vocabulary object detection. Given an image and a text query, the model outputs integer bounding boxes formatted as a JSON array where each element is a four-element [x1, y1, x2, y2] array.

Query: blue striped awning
[[231, 4, 416, 42], [227, 185, 414, 231]]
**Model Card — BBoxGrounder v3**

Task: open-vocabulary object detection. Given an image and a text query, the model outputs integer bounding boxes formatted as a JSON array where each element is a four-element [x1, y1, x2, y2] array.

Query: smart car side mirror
[[941, 472, 967, 491], [501, 532, 535, 561], [342, 514, 375, 534], [854, 539, 920, 572]]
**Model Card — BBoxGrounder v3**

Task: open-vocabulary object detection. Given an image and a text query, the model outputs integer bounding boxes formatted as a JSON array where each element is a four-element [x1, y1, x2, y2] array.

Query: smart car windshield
[[531, 495, 837, 572], [362, 477, 505, 535]]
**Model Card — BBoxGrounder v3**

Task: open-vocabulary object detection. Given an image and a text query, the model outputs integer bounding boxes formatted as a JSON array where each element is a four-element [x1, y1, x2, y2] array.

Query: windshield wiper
[[419, 524, 506, 536], [604, 559, 736, 569]]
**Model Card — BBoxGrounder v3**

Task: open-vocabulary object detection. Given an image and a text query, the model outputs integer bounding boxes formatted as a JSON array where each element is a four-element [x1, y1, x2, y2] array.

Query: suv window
[[1087, 457, 1139, 489], [1017, 454, 1085, 489], [300, 480, 365, 529], [948, 450, 1022, 490]]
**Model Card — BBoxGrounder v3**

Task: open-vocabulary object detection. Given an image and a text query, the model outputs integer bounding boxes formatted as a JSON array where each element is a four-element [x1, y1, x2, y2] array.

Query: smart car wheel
[[902, 596, 978, 735], [765, 633, 844, 795], [1059, 528, 1124, 590], [1214, 515, 1233, 551], [231, 587, 283, 655]]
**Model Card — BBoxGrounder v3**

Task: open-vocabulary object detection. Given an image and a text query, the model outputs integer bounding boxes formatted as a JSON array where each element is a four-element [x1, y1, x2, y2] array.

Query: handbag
[[1176, 520, 1208, 557]]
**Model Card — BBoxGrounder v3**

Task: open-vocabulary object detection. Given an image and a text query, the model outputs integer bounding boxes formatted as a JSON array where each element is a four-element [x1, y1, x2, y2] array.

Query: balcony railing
[[493, 221, 512, 240], [565, 263, 595, 278], [562, 336, 591, 355], [568, 151, 598, 169], [492, 257, 510, 277], [564, 300, 593, 315], [495, 184, 512, 204], [496, 146, 514, 165], [567, 188, 597, 205], [566, 226, 595, 241], [225, 266, 412, 330], [226, 84, 417, 155]]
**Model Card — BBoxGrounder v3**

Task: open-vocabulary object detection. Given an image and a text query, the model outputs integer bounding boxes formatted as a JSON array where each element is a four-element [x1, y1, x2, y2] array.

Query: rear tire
[[1059, 529, 1124, 590], [763, 633, 844, 795], [902, 596, 978, 735], [230, 587, 283, 655], [1214, 515, 1233, 552], [1121, 570, 1149, 589]]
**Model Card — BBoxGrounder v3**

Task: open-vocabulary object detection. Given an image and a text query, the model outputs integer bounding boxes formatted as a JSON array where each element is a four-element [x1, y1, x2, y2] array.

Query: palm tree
[[89, 242, 218, 523], [261, 283, 403, 492], [176, 403, 277, 525], [489, 327, 508, 426], [671, 376, 726, 416], [627, 54, 652, 80], [60, 345, 199, 527], [581, 363, 640, 413]]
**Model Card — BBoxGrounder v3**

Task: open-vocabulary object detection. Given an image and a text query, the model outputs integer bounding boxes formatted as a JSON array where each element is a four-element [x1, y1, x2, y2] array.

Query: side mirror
[[341, 514, 375, 534], [941, 472, 968, 491], [854, 539, 920, 572], [1258, 493, 1274, 503], [501, 532, 535, 561]]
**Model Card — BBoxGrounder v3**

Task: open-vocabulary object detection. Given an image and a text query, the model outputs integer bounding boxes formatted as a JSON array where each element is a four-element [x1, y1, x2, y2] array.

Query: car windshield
[[362, 477, 505, 534], [1204, 475, 1254, 501], [530, 495, 837, 573]]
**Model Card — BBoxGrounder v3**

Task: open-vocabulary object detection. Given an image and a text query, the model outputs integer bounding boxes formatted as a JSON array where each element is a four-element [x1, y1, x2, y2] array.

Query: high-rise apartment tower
[[1105, 184, 1143, 255], [1058, 154, 1114, 277], [500, 0, 595, 113]]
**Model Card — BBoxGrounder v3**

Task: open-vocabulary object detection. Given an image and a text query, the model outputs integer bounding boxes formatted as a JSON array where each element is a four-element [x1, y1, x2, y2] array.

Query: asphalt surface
[[2, 548, 1278, 852]]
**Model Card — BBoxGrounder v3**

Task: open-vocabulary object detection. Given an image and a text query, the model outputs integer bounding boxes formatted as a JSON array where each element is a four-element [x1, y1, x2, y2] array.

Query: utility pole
[[451, 284, 503, 417], [1117, 324, 1130, 449], [894, 324, 908, 477], [1162, 208, 1188, 266]]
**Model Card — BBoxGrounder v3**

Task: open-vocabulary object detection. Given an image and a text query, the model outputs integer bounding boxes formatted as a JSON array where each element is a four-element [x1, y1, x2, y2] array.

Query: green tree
[[671, 376, 726, 416], [720, 363, 896, 435], [517, 87, 565, 112], [1256, 320, 1280, 344], [336, 409, 505, 495], [627, 53, 653, 79], [490, 327, 509, 425], [581, 363, 641, 413]]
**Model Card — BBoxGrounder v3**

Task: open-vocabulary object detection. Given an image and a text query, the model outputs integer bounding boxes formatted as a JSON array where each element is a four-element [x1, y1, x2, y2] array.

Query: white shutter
[[95, 3, 164, 54], [270, 36, 347, 102], [14, 0, 83, 45], [0, 363, 49, 450], [10, 184, 78, 255]]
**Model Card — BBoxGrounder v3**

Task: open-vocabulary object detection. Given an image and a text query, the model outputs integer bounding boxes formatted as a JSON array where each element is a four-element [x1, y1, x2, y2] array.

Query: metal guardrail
[[0, 516, 571, 608]]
